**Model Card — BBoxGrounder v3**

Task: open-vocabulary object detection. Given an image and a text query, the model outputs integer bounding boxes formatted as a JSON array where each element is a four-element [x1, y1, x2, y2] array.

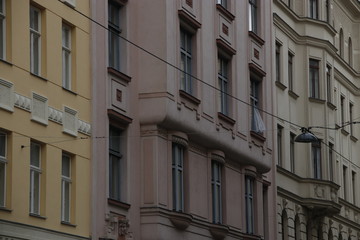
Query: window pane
[[0, 17, 4, 59], [109, 127, 121, 152], [109, 154, 120, 200], [30, 142, 40, 167], [0, 161, 5, 206], [32, 171, 40, 214], [0, 133, 5, 158], [62, 181, 70, 221], [62, 155, 71, 177]]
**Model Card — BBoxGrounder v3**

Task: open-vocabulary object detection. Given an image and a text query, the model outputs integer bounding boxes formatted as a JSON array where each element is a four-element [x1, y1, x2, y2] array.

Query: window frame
[[217, 0, 228, 9], [352, 171, 356, 204], [30, 6, 41, 75], [328, 142, 334, 181], [30, 141, 41, 215], [245, 176, 255, 234], [0, 132, 7, 207], [248, 0, 258, 34], [343, 165, 347, 200], [309, 59, 320, 99], [290, 132, 295, 173], [309, 0, 318, 19], [349, 102, 354, 135], [109, 125, 123, 201], [218, 56, 229, 116], [275, 42, 281, 83], [340, 95, 345, 124], [288, 52, 294, 91], [326, 65, 332, 103], [108, 0, 121, 71], [180, 28, 193, 95], [250, 76, 265, 133], [172, 142, 184, 212], [312, 141, 321, 179], [277, 125, 283, 166], [211, 160, 222, 224], [0, 0, 5, 60], [61, 153, 72, 222], [62, 23, 72, 90]]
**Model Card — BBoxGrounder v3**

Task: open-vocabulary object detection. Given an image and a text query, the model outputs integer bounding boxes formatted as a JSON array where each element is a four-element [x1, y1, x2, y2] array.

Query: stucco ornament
[[118, 219, 130, 236]]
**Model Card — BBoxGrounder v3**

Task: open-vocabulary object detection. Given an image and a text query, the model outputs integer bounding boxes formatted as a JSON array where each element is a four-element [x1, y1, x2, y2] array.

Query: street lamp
[[294, 127, 318, 143]]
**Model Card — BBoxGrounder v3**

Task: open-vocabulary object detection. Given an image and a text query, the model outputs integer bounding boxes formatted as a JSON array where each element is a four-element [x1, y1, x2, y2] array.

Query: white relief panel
[[32, 92, 48, 125], [48, 107, 63, 124], [63, 106, 78, 136], [78, 119, 91, 135], [14, 93, 31, 112], [0, 79, 14, 112]]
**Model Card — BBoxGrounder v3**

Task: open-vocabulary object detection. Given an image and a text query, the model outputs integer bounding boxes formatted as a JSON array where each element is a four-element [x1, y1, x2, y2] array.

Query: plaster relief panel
[[0, 79, 14, 112], [219, 16, 232, 44], [111, 80, 127, 113], [181, 0, 198, 19], [250, 41, 264, 68], [14, 93, 31, 112], [32, 93, 48, 125], [63, 106, 78, 136]]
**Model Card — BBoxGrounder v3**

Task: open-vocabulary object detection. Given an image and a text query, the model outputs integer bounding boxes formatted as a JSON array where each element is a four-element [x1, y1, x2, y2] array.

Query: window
[[217, 0, 227, 9], [290, 133, 295, 173], [329, 143, 334, 181], [275, 43, 281, 83], [339, 29, 344, 58], [277, 125, 283, 166], [0, 132, 6, 207], [250, 78, 265, 133], [62, 24, 71, 90], [312, 141, 321, 179], [30, 141, 41, 214], [309, 0, 318, 19], [294, 215, 301, 240], [352, 171, 356, 204], [30, 6, 41, 75], [325, 0, 330, 23], [343, 165, 347, 200], [0, 0, 5, 60], [281, 210, 288, 240], [248, 0, 258, 34], [245, 176, 254, 234], [108, 0, 121, 70], [180, 28, 193, 94], [218, 57, 229, 115], [288, 52, 294, 91], [172, 143, 184, 212], [349, 38, 353, 66], [326, 65, 332, 102], [309, 59, 320, 98], [350, 103, 354, 135], [109, 126, 123, 201], [340, 96, 345, 124], [61, 153, 71, 222], [212, 161, 222, 224]]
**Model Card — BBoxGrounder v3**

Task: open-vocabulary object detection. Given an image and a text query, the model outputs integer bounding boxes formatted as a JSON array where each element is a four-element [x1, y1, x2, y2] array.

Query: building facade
[[0, 0, 91, 239], [91, 0, 276, 239], [274, 0, 360, 239]]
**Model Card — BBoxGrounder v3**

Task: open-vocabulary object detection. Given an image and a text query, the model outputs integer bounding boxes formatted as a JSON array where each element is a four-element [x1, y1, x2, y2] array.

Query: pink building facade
[[91, 0, 276, 239]]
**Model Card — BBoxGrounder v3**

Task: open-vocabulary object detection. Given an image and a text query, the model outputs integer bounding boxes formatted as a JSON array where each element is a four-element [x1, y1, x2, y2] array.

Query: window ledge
[[250, 131, 266, 142], [178, 9, 201, 31], [0, 206, 12, 212], [350, 135, 358, 142], [108, 198, 131, 210], [61, 221, 77, 227], [0, 58, 13, 66], [308, 97, 325, 104], [108, 67, 132, 83], [108, 109, 132, 126], [29, 213, 47, 219], [275, 81, 287, 90], [216, 4, 235, 21], [209, 223, 229, 240], [30, 73, 48, 82], [341, 129, 349, 136], [249, 63, 266, 77], [218, 112, 236, 126], [327, 102, 337, 110], [168, 210, 193, 230], [62, 87, 77, 96], [179, 90, 201, 106], [248, 31, 265, 46], [216, 38, 236, 56], [288, 90, 299, 99]]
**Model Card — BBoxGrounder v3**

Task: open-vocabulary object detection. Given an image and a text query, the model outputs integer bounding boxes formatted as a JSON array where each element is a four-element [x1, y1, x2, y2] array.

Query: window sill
[[341, 129, 349, 136], [327, 102, 337, 110], [62, 87, 77, 96], [108, 198, 131, 210], [178, 9, 201, 32], [108, 67, 132, 83], [216, 4, 235, 21], [308, 97, 325, 104], [209, 223, 229, 240], [0, 206, 12, 212], [179, 90, 201, 106], [248, 63, 266, 77], [29, 213, 47, 219], [250, 131, 266, 142], [61, 221, 77, 227], [248, 31, 265, 46], [168, 210, 193, 230], [350, 135, 358, 142], [30, 73, 48, 82], [275, 81, 287, 91], [288, 90, 299, 100], [218, 112, 236, 126], [0, 58, 13, 66], [216, 38, 236, 56]]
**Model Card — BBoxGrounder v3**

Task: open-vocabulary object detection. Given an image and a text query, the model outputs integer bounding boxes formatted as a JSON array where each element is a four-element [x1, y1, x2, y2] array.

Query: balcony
[[277, 167, 341, 217]]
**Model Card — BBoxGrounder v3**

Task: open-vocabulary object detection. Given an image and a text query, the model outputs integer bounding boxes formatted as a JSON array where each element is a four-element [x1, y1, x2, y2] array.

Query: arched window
[[339, 233, 343, 240], [281, 210, 289, 240], [294, 215, 301, 240], [339, 28, 344, 58], [328, 229, 333, 240], [349, 37, 353, 66]]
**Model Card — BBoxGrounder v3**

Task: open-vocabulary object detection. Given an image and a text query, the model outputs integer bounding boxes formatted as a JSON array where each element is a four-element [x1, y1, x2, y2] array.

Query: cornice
[[334, 68, 360, 96], [335, 0, 360, 21]]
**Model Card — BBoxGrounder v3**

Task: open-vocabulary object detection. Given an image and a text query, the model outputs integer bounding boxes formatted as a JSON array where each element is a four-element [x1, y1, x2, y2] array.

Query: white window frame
[[0, 0, 6, 60], [309, 59, 320, 99], [30, 141, 41, 214], [172, 143, 184, 212], [245, 176, 254, 234], [250, 78, 265, 133], [248, 0, 258, 34], [218, 57, 229, 116], [0, 132, 7, 207], [217, 0, 227, 9], [180, 28, 193, 95], [30, 6, 41, 75], [62, 24, 71, 90], [61, 153, 71, 222], [108, 1, 121, 70], [211, 161, 222, 224], [109, 126, 122, 201]]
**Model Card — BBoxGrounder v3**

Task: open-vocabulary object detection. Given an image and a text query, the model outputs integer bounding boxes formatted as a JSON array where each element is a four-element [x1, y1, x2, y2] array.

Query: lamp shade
[[294, 131, 318, 143]]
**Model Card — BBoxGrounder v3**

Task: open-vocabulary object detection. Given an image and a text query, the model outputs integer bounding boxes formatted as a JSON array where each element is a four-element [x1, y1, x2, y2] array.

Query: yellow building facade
[[0, 0, 91, 239]]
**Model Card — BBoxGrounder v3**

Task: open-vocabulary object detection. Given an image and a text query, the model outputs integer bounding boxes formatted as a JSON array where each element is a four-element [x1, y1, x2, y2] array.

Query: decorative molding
[[171, 132, 189, 147], [0, 79, 14, 112], [31, 92, 48, 125], [49, 107, 63, 124], [14, 93, 31, 112], [63, 106, 78, 137], [78, 120, 91, 135]]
